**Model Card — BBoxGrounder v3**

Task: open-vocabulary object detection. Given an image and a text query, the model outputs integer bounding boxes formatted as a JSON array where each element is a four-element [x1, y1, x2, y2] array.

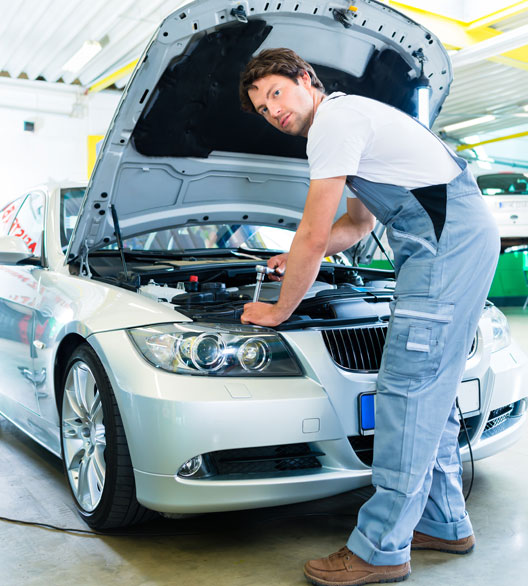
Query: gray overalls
[[343, 119, 500, 565]]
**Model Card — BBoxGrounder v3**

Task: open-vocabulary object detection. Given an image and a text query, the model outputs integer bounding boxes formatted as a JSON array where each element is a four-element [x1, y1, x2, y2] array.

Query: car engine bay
[[83, 253, 395, 328]]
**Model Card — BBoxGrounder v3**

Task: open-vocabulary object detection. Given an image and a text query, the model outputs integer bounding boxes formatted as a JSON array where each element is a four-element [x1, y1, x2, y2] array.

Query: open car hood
[[67, 0, 452, 263]]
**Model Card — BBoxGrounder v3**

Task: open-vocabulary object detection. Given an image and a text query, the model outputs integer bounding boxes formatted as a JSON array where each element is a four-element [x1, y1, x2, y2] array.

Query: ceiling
[[1, 0, 527, 164], [433, 8, 528, 140], [0, 0, 190, 88]]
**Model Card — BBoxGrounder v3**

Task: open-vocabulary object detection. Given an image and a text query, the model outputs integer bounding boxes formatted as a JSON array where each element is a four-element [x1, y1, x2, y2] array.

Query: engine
[[136, 266, 394, 327]]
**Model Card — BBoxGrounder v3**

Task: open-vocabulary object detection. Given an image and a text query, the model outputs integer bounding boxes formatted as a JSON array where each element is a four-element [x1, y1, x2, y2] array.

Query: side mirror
[[0, 236, 33, 264]]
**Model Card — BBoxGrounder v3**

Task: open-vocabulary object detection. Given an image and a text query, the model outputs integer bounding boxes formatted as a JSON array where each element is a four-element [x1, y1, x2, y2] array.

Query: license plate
[[359, 393, 376, 436], [358, 380, 480, 435], [499, 200, 528, 209]]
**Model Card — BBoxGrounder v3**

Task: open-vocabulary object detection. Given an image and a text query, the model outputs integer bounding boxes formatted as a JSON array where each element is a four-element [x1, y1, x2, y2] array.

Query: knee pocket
[[383, 299, 455, 379]]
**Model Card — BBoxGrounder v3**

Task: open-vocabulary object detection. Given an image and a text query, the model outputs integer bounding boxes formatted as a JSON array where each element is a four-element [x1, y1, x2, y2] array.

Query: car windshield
[[106, 223, 295, 253], [60, 189, 295, 253], [477, 173, 528, 195]]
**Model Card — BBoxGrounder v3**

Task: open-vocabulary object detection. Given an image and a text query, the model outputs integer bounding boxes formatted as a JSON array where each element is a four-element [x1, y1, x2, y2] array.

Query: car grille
[[322, 325, 387, 372], [323, 326, 478, 373], [482, 404, 517, 438], [210, 443, 324, 476], [348, 435, 374, 466]]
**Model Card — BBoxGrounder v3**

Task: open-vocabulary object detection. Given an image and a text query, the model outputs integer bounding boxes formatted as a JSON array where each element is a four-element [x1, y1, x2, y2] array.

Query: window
[[8, 191, 46, 257], [60, 188, 85, 249], [103, 223, 295, 252], [0, 195, 26, 237], [477, 173, 528, 195]]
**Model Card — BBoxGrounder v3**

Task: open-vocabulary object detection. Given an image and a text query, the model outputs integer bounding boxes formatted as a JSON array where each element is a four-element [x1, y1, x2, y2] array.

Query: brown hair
[[239, 48, 325, 113]]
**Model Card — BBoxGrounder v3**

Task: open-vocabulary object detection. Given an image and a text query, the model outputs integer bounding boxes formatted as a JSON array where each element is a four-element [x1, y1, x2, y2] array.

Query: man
[[238, 48, 500, 586]]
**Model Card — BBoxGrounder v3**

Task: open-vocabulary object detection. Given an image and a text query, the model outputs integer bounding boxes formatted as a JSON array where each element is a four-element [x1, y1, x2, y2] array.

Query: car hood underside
[[67, 0, 452, 264]]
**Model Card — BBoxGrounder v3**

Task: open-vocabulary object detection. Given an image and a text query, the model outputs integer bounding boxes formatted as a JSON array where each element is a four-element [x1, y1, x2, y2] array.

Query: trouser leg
[[346, 358, 463, 565], [346, 280, 482, 566], [416, 400, 473, 540], [347, 273, 497, 565]]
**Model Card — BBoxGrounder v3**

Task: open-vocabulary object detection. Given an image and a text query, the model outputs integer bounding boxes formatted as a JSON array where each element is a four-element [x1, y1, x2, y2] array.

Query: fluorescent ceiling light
[[524, 105, 528, 112], [62, 40, 102, 73], [450, 23, 528, 68], [442, 115, 496, 133]]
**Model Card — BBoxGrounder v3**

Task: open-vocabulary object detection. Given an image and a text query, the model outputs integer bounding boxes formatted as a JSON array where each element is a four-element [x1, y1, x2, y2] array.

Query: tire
[[59, 343, 156, 529]]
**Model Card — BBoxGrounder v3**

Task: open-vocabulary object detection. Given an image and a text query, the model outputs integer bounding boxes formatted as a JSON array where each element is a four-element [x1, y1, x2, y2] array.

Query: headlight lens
[[128, 323, 302, 376], [238, 337, 271, 371], [485, 305, 511, 352]]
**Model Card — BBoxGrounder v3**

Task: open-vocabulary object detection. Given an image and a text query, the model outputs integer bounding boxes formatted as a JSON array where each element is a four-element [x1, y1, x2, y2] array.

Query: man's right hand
[[267, 253, 288, 281]]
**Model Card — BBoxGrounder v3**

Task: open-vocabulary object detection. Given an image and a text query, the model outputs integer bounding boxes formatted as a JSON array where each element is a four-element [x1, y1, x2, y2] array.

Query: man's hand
[[267, 253, 288, 281], [240, 302, 290, 326]]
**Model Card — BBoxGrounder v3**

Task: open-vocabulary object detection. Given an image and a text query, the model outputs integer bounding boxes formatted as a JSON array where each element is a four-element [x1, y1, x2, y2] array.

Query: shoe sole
[[303, 570, 411, 586], [411, 543, 475, 555]]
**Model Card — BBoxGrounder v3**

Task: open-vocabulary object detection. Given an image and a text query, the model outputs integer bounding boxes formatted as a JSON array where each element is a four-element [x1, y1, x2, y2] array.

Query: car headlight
[[484, 305, 511, 352], [127, 323, 302, 376]]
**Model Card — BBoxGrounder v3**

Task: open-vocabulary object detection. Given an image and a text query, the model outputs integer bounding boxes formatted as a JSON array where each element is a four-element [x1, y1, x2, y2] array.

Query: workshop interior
[[0, 1, 527, 585]]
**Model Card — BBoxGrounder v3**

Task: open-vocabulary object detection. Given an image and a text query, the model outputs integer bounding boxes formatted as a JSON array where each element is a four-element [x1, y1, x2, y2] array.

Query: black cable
[[0, 514, 205, 537], [0, 511, 361, 537], [456, 397, 475, 502]]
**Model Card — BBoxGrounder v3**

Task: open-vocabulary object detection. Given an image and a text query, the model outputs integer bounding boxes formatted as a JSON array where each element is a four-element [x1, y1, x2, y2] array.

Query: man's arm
[[241, 176, 347, 326], [325, 197, 376, 256], [267, 196, 376, 279]]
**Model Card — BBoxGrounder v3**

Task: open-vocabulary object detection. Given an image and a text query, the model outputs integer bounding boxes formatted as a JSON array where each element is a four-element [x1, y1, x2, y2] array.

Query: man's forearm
[[325, 213, 374, 256], [275, 230, 327, 319]]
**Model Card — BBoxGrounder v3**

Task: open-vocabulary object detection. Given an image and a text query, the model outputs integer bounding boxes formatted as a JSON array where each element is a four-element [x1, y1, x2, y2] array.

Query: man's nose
[[270, 103, 282, 119]]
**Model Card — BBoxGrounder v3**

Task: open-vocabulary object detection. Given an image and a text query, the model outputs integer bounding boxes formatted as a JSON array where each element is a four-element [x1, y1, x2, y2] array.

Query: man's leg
[[345, 346, 465, 566], [415, 400, 473, 541], [304, 318, 462, 585], [304, 190, 499, 584]]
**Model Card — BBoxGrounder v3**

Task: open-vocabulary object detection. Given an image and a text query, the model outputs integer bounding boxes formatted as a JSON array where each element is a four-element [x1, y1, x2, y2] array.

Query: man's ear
[[299, 70, 312, 88]]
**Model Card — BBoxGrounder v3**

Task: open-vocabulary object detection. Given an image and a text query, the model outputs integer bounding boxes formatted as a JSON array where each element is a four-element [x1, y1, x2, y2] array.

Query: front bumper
[[88, 328, 528, 513]]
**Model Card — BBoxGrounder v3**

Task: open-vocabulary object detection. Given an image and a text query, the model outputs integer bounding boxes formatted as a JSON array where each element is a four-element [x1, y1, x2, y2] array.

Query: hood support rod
[[110, 204, 129, 281]]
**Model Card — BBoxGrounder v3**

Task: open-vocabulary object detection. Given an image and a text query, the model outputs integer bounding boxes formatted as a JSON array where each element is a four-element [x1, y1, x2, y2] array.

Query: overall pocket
[[383, 298, 455, 379], [389, 226, 438, 256]]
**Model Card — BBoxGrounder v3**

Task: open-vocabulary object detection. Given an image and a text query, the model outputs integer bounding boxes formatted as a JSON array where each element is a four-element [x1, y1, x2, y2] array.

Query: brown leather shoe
[[411, 531, 475, 554], [303, 547, 411, 586]]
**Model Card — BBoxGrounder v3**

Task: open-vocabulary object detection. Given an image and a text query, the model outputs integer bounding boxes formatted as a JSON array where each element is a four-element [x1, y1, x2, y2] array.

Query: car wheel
[[60, 343, 156, 529]]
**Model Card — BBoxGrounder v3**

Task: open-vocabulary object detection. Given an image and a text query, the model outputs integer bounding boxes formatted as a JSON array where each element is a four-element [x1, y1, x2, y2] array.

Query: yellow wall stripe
[[456, 130, 528, 151], [88, 60, 138, 94], [87, 134, 104, 178]]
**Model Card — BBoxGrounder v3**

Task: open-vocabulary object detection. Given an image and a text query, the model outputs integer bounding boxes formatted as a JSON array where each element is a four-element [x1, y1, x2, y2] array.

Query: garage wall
[[0, 77, 120, 206]]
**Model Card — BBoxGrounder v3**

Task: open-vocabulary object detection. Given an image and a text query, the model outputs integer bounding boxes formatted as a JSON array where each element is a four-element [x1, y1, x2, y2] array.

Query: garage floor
[[1, 308, 527, 586]]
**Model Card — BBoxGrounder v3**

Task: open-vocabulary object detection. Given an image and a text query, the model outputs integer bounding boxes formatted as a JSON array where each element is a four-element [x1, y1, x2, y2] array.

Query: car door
[[0, 191, 46, 415]]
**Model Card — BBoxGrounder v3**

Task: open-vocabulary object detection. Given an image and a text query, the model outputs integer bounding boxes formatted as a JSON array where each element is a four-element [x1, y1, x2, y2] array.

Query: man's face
[[247, 73, 315, 137]]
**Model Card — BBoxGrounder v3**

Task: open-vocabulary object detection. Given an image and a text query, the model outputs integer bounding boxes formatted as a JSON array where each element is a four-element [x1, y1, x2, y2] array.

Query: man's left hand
[[240, 302, 289, 326]]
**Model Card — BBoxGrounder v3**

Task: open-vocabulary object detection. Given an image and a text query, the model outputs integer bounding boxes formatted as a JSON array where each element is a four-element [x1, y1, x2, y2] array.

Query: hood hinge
[[79, 242, 92, 278], [231, 4, 248, 23], [332, 7, 358, 29]]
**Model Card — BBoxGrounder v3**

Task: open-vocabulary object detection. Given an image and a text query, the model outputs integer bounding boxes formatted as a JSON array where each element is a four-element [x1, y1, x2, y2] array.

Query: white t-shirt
[[306, 93, 461, 192]]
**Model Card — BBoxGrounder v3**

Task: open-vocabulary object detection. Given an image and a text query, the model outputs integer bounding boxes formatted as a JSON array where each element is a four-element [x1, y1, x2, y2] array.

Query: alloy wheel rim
[[62, 361, 106, 512]]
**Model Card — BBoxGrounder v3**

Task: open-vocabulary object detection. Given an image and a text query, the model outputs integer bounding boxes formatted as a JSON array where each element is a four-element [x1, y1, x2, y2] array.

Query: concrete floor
[[1, 307, 527, 586]]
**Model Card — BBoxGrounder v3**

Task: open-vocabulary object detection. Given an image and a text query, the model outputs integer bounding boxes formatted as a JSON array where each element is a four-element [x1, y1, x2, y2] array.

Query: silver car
[[477, 172, 528, 251], [1, 0, 527, 530]]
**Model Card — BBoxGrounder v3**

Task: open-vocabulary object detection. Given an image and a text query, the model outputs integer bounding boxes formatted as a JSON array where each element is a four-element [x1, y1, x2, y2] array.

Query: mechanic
[[238, 48, 500, 586]]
